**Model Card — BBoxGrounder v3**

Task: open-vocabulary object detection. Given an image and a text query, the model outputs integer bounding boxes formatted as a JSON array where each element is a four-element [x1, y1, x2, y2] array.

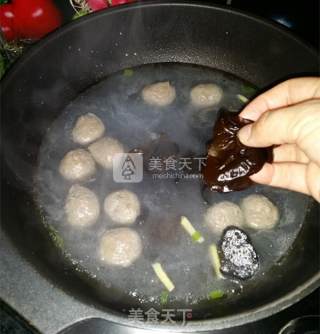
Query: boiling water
[[37, 63, 310, 311]]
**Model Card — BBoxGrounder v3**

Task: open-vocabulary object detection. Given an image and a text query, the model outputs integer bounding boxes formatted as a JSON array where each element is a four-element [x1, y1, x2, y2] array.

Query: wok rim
[[1, 1, 319, 331], [1, 0, 318, 88], [75, 274, 320, 331]]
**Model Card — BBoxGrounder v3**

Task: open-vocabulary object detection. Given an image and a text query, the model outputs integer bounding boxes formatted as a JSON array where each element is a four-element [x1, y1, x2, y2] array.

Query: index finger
[[240, 77, 320, 121]]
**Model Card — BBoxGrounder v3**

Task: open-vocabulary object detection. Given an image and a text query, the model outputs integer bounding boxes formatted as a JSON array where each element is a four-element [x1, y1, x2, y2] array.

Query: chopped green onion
[[209, 244, 223, 279], [192, 231, 204, 243], [123, 68, 134, 77], [152, 263, 175, 292], [160, 290, 169, 305], [46, 224, 64, 250], [180, 216, 204, 244], [209, 289, 224, 300], [241, 85, 257, 97], [237, 94, 249, 103]]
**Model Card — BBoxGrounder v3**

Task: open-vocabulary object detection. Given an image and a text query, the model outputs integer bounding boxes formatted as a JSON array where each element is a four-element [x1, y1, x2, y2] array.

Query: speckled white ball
[[65, 184, 100, 227], [99, 227, 142, 267], [204, 201, 244, 234], [72, 113, 105, 145], [142, 81, 176, 107], [59, 149, 96, 182], [241, 194, 279, 230], [88, 137, 124, 169], [190, 83, 223, 108], [104, 190, 141, 225]]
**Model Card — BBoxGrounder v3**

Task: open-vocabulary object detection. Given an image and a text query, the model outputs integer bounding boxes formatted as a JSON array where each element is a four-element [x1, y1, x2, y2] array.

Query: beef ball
[[204, 201, 244, 234], [142, 81, 176, 107], [72, 113, 105, 145], [88, 137, 124, 169], [190, 83, 223, 108], [65, 184, 100, 227], [59, 149, 96, 182], [241, 194, 279, 230], [104, 189, 141, 225], [99, 227, 142, 267]]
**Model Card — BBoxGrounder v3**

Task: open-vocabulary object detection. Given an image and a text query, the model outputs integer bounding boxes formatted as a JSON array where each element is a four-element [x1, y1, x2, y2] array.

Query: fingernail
[[238, 124, 252, 144]]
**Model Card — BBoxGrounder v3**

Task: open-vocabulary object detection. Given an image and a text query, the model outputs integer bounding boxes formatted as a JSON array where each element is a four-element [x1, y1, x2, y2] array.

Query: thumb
[[239, 77, 320, 121], [238, 100, 320, 160], [238, 105, 296, 148]]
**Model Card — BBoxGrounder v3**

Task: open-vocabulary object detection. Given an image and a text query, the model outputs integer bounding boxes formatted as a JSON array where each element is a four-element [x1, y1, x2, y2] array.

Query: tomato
[[109, 0, 135, 6], [0, 4, 16, 41], [12, 0, 62, 40], [87, 0, 108, 11]]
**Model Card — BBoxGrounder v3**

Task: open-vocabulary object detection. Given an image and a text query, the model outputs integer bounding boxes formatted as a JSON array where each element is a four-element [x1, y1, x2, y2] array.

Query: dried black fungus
[[219, 227, 259, 280], [202, 110, 272, 192]]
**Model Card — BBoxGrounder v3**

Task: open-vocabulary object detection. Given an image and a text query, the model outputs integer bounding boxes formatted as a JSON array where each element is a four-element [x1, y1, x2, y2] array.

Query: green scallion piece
[[209, 290, 224, 300], [180, 216, 204, 244], [152, 262, 175, 292], [241, 85, 257, 97], [209, 244, 223, 279], [160, 290, 169, 305], [47, 225, 64, 250], [192, 231, 203, 243], [123, 68, 134, 77], [237, 94, 249, 103]]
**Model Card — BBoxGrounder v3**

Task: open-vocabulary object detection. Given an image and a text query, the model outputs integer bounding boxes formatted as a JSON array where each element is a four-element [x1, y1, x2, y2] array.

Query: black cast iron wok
[[0, 1, 319, 332]]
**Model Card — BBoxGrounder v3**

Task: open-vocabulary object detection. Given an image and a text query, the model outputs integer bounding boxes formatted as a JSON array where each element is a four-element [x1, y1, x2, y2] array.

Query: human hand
[[238, 77, 320, 202]]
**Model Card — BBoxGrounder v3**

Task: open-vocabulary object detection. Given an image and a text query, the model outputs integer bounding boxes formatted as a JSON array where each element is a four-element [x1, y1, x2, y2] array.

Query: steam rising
[[37, 63, 310, 309]]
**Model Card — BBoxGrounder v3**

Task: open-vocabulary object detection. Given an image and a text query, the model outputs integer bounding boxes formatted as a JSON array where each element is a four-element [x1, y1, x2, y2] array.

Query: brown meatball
[[104, 190, 141, 225], [72, 113, 105, 145], [65, 184, 100, 227], [88, 137, 125, 170], [204, 201, 244, 234], [59, 149, 96, 182], [142, 81, 176, 107], [241, 194, 279, 230], [99, 228, 142, 267], [190, 83, 223, 108]]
